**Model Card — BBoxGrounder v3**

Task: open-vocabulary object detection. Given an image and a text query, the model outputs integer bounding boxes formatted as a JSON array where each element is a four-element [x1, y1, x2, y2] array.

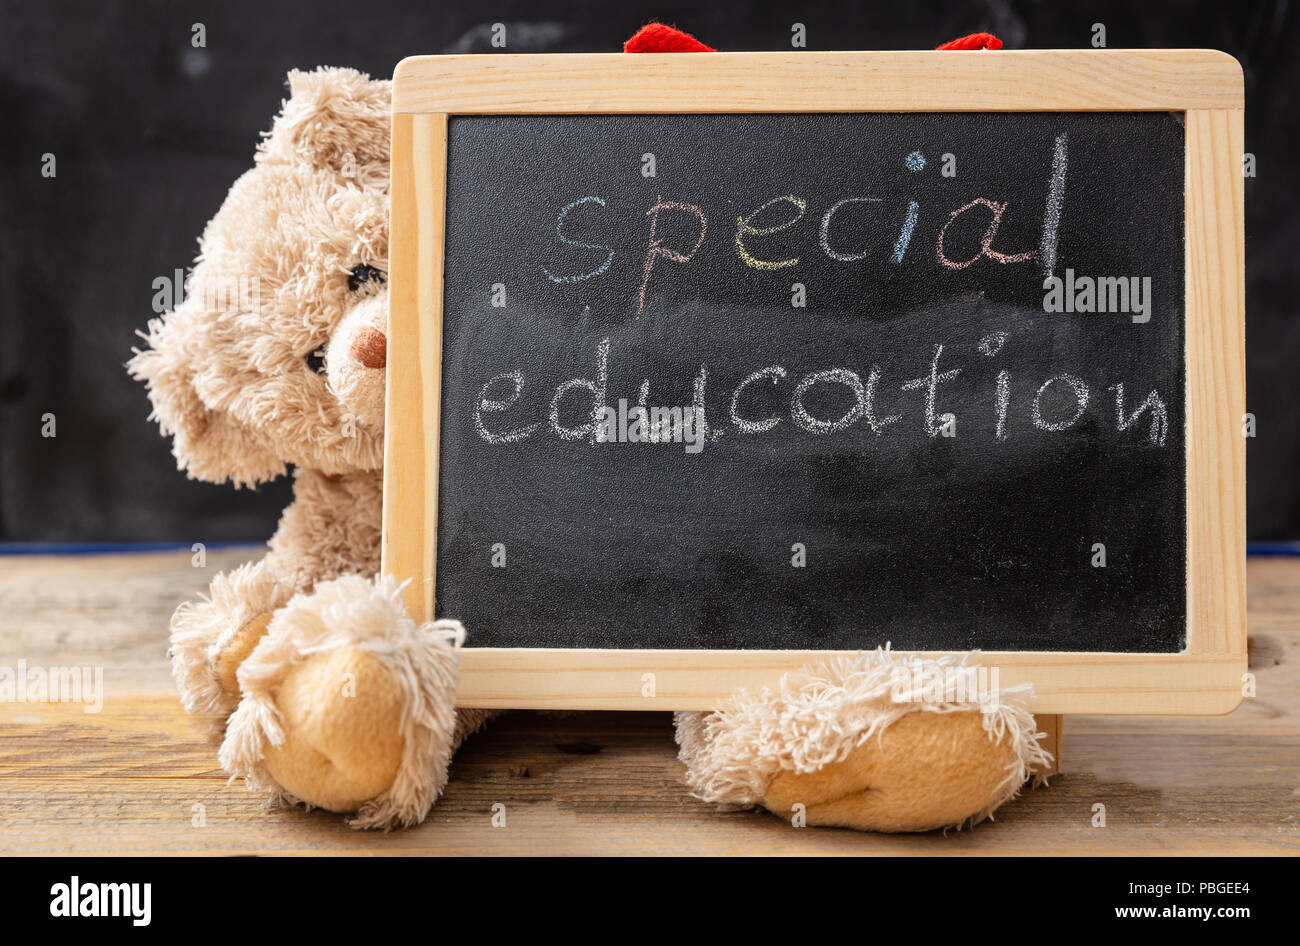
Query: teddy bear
[[129, 58, 1050, 832]]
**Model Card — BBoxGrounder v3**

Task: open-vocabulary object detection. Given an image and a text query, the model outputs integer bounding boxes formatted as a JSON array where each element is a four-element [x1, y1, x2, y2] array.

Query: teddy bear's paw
[[217, 574, 465, 829], [759, 711, 1025, 832], [676, 651, 1052, 833], [261, 645, 407, 812], [169, 560, 292, 733]]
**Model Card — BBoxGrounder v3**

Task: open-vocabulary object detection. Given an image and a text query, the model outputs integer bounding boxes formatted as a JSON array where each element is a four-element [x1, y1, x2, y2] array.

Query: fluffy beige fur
[[676, 650, 1052, 831], [129, 66, 1048, 832], [220, 575, 465, 828]]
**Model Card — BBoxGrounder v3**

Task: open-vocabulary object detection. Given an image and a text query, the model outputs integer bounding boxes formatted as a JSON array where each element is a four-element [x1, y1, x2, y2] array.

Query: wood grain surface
[[392, 51, 1245, 113], [0, 548, 1294, 855]]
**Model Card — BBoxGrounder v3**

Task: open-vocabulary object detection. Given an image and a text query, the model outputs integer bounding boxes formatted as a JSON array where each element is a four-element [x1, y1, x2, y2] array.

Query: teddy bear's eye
[[348, 263, 384, 293], [305, 348, 327, 374]]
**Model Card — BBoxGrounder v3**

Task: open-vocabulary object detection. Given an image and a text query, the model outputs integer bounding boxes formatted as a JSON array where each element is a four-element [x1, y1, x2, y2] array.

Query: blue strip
[[1246, 541, 1300, 557]]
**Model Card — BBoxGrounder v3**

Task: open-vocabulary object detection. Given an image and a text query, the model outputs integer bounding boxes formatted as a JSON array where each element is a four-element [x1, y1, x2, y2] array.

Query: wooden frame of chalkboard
[[384, 51, 1245, 714]]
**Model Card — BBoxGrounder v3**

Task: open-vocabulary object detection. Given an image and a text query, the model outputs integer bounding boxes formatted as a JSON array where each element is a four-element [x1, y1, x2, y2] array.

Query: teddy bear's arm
[[169, 555, 296, 736], [211, 574, 486, 828], [167, 468, 493, 827], [169, 469, 365, 733], [262, 469, 385, 593]]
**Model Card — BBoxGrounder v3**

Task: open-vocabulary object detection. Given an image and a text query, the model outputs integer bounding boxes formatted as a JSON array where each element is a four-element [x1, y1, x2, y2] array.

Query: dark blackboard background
[[0, 0, 1293, 546], [434, 113, 1186, 651]]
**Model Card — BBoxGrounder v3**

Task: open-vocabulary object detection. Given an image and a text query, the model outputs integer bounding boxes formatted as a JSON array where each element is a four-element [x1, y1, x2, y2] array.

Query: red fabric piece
[[624, 23, 715, 53], [624, 23, 998, 53], [935, 32, 1003, 50]]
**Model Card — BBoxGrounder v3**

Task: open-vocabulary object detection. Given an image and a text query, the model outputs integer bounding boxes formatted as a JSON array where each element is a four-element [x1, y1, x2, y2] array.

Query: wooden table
[[0, 548, 1295, 855]]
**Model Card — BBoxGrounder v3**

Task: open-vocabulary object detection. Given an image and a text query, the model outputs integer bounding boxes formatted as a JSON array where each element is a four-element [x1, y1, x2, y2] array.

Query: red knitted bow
[[624, 23, 1003, 53]]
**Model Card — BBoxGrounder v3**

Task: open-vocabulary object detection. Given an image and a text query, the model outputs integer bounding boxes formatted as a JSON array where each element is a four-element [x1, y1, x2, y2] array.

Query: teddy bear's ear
[[258, 67, 391, 182], [129, 308, 287, 488]]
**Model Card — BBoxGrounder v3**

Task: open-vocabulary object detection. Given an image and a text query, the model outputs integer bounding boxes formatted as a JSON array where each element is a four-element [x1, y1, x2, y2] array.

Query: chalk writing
[[539, 137, 1070, 315], [474, 336, 1169, 448]]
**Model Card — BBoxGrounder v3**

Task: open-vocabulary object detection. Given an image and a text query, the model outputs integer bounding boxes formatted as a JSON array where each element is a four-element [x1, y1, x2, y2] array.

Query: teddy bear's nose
[[349, 328, 386, 369]]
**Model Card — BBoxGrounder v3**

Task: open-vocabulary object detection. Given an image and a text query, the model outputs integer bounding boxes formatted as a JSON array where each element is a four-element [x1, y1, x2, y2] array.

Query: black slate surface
[[434, 112, 1186, 651]]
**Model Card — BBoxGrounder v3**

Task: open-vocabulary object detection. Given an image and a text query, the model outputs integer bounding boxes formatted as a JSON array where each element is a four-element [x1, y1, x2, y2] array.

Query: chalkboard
[[432, 110, 1185, 652], [386, 52, 1245, 712]]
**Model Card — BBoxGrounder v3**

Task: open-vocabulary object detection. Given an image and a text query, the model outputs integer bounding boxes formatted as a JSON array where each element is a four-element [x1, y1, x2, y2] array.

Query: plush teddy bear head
[[130, 68, 392, 486]]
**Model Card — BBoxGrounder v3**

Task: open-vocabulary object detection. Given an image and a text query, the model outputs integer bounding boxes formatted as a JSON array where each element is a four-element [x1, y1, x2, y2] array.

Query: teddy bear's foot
[[676, 651, 1053, 833], [218, 574, 468, 829], [169, 560, 293, 735], [257, 645, 408, 813], [758, 711, 1026, 831]]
